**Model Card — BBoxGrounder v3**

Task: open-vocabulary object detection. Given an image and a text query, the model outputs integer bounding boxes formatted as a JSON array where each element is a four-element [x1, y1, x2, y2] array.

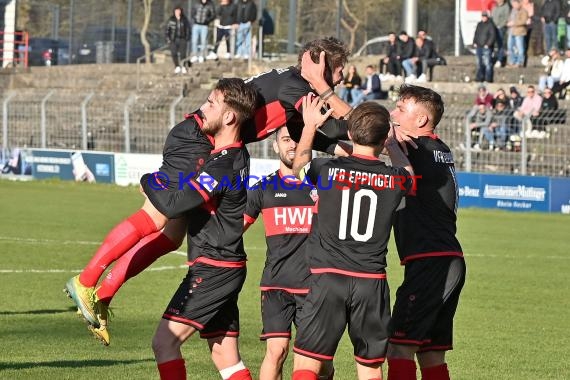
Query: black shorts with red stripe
[[389, 256, 466, 351], [163, 261, 246, 339], [293, 272, 391, 365], [260, 289, 307, 340]]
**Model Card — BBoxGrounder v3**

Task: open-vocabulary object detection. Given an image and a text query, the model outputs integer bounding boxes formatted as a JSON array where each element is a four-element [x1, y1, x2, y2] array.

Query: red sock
[[157, 358, 186, 380], [292, 370, 319, 380], [96, 232, 178, 304], [388, 358, 417, 380], [228, 368, 253, 380], [420, 364, 449, 380], [79, 209, 158, 287]]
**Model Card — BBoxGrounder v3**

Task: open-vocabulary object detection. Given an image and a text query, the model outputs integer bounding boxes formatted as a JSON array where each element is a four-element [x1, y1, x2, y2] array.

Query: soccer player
[[244, 126, 333, 380], [290, 97, 415, 380], [141, 78, 257, 380], [387, 84, 466, 380], [64, 37, 353, 344]]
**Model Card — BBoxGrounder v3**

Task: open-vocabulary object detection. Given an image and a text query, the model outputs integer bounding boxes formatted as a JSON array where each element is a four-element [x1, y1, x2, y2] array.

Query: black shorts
[[260, 290, 306, 340], [293, 273, 390, 365], [147, 116, 213, 192], [389, 256, 466, 351], [163, 263, 247, 339]]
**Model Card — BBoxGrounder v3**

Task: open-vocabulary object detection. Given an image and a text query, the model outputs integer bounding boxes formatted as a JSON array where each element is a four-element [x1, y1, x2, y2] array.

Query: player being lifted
[[64, 37, 354, 345], [290, 96, 415, 380]]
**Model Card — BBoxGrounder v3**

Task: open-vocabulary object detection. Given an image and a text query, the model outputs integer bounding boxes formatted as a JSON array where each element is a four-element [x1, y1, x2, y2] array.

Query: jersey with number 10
[[304, 155, 411, 275]]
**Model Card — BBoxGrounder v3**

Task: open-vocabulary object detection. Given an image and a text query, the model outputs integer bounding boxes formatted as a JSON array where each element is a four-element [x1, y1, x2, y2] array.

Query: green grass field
[[0, 180, 568, 379]]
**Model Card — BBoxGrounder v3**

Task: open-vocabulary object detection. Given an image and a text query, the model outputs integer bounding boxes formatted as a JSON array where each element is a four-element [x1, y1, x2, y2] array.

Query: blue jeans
[[349, 89, 380, 107], [508, 33, 525, 65], [476, 47, 493, 82], [236, 22, 252, 57], [544, 22, 558, 52], [567, 25, 570, 48], [402, 59, 416, 76], [496, 27, 507, 64], [191, 24, 209, 56]]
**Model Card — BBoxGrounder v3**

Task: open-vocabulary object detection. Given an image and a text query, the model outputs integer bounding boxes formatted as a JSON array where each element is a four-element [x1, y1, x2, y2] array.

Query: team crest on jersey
[[309, 188, 319, 202]]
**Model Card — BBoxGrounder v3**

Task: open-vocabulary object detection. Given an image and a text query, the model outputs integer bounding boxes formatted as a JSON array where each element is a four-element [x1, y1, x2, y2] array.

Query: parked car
[[75, 26, 160, 64], [26, 38, 69, 66], [353, 36, 390, 57]]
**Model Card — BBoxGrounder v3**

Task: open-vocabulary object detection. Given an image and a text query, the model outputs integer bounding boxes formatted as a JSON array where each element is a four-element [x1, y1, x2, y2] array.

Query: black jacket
[[473, 19, 497, 48], [166, 14, 191, 42], [541, 0, 561, 23], [236, 0, 257, 24], [216, 3, 237, 26], [192, 0, 216, 25], [398, 38, 416, 60]]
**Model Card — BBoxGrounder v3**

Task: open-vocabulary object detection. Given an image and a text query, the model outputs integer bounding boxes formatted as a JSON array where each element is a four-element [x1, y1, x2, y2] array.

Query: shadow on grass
[[0, 307, 77, 316], [0, 358, 155, 371]]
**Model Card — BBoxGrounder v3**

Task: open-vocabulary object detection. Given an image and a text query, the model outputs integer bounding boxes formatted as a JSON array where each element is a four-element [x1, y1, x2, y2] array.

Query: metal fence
[[1, 89, 569, 177]]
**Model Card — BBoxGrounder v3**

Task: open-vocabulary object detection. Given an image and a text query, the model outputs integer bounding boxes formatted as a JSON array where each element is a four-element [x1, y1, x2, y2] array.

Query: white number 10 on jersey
[[338, 188, 377, 242]]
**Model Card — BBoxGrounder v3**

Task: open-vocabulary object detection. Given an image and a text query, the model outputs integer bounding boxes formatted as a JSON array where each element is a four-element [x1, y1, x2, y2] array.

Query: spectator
[[211, 0, 237, 60], [521, 0, 535, 67], [514, 85, 542, 134], [492, 0, 511, 67], [541, 0, 561, 53], [507, 0, 529, 68], [509, 85, 524, 108], [398, 31, 417, 80], [484, 99, 514, 150], [350, 65, 383, 106], [165, 6, 191, 74], [538, 48, 564, 92], [492, 87, 510, 107], [235, 0, 257, 59], [379, 32, 401, 77], [411, 34, 444, 82], [469, 104, 494, 150], [532, 87, 561, 135], [473, 11, 497, 83], [467, 84, 494, 120], [552, 47, 570, 97], [338, 65, 362, 103], [190, 0, 216, 63]]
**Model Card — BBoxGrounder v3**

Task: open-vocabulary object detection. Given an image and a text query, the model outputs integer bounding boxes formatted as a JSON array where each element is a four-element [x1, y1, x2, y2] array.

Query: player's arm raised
[[292, 95, 333, 180], [385, 124, 414, 177]]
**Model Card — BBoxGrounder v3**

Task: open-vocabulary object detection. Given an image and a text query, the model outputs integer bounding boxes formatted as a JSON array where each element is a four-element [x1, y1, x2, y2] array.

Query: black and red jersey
[[141, 143, 249, 263], [243, 67, 348, 153], [244, 170, 318, 292], [303, 155, 411, 277], [393, 136, 463, 264]]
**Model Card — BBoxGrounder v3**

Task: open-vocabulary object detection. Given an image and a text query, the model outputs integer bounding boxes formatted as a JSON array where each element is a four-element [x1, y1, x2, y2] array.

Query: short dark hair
[[397, 84, 444, 127], [298, 37, 350, 87], [347, 102, 390, 147], [215, 78, 258, 126]]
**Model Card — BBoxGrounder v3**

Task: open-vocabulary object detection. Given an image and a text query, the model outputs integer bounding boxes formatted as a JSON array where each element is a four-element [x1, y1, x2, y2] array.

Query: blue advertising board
[[29, 149, 114, 183], [549, 177, 570, 214]]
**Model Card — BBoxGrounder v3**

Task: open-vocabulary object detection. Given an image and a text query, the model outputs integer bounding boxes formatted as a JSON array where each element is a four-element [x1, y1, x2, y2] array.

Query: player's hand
[[393, 124, 418, 155], [301, 51, 327, 90], [302, 93, 334, 132]]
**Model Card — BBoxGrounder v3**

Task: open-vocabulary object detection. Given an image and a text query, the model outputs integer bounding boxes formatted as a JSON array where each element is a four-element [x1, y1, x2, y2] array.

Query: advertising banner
[[0, 148, 33, 180], [457, 172, 482, 208], [114, 153, 162, 186], [29, 149, 114, 183], [549, 177, 570, 214]]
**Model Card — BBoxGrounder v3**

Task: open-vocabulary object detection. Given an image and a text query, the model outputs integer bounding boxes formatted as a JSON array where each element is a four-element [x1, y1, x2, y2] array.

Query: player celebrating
[[244, 126, 334, 380], [142, 78, 257, 380], [64, 37, 353, 345], [290, 97, 415, 380], [387, 85, 466, 380]]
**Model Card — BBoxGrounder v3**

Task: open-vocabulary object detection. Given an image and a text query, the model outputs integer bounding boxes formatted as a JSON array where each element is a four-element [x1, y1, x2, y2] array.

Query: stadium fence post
[[81, 92, 94, 150], [40, 90, 55, 149]]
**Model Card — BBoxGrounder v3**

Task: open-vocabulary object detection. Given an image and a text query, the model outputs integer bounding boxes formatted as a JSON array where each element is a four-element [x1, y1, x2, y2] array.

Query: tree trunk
[[141, 0, 153, 64]]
